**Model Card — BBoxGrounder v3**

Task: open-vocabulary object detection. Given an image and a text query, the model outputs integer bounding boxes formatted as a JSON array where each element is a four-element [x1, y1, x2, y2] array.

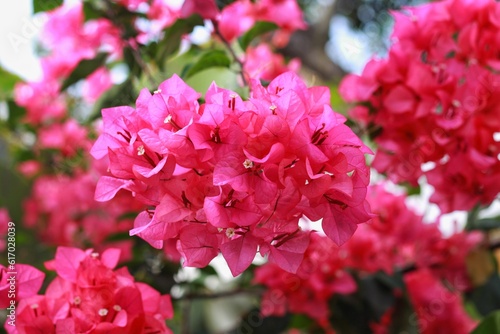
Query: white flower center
[[243, 159, 254, 169], [226, 228, 235, 239], [137, 145, 145, 156]]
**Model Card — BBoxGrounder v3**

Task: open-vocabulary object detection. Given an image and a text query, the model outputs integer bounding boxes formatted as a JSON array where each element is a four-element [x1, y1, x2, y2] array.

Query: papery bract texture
[[340, 0, 500, 213], [92, 72, 372, 275], [4, 247, 173, 334]]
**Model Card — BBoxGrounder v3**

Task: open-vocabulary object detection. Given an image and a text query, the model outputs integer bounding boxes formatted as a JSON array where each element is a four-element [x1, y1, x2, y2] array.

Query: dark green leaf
[[216, 0, 238, 10], [155, 16, 204, 69], [60, 53, 108, 91], [123, 47, 142, 76], [468, 274, 500, 316], [184, 50, 231, 79], [0, 67, 22, 100], [229, 308, 290, 334], [33, 0, 63, 13], [238, 21, 278, 51], [87, 78, 135, 123], [328, 271, 409, 333], [466, 204, 482, 230], [288, 314, 315, 330], [199, 265, 218, 277], [6, 100, 26, 130], [329, 293, 373, 334], [471, 217, 500, 230], [0, 163, 30, 224], [82, 1, 101, 21], [359, 272, 398, 321], [104, 231, 132, 242], [387, 292, 419, 334], [472, 310, 500, 334], [401, 182, 421, 196]]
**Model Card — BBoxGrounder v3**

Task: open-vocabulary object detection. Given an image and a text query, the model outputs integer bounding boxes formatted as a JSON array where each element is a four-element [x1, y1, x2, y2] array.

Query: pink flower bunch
[[217, 0, 306, 45], [15, 2, 120, 125], [41, 3, 121, 77], [23, 158, 143, 257], [254, 233, 356, 331], [340, 0, 500, 213], [343, 184, 425, 274], [344, 185, 480, 290], [254, 184, 480, 331], [4, 247, 173, 334], [243, 43, 301, 82], [404, 269, 477, 334], [91, 72, 372, 276], [37, 119, 90, 156], [414, 223, 482, 292]]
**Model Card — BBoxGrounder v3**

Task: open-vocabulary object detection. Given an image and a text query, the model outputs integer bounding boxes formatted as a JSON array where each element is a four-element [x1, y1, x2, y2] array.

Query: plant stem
[[212, 21, 248, 87], [173, 287, 264, 301]]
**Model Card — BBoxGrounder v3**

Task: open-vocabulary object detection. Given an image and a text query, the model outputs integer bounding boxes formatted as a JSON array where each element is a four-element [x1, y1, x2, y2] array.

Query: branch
[[281, 1, 346, 83], [173, 286, 264, 301], [212, 21, 248, 86]]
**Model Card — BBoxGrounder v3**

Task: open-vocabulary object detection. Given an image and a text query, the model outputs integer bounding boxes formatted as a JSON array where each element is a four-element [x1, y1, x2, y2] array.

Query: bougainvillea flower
[[91, 72, 372, 275]]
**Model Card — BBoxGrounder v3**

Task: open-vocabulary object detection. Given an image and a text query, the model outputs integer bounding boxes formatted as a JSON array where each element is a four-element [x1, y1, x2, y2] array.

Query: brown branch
[[280, 1, 346, 83], [212, 21, 248, 86], [172, 287, 265, 301]]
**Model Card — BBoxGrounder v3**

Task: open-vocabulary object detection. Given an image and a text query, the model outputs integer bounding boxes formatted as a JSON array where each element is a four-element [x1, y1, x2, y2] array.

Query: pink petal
[[16, 264, 45, 299], [268, 231, 310, 273], [221, 233, 259, 276], [100, 248, 121, 269], [53, 247, 86, 282], [95, 176, 134, 202]]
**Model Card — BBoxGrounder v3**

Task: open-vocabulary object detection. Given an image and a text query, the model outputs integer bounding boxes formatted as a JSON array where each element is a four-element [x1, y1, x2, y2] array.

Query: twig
[[212, 21, 248, 86], [181, 299, 190, 334], [173, 287, 265, 301], [101, 1, 157, 87]]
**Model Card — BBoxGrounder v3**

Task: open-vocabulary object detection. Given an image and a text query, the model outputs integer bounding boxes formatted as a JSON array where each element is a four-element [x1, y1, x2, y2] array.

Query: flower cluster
[[23, 158, 143, 257], [404, 269, 477, 334], [254, 233, 355, 332], [216, 0, 306, 45], [3, 247, 173, 334], [243, 43, 301, 83], [91, 72, 372, 276], [116, 0, 305, 47], [254, 184, 479, 332], [15, 2, 120, 125], [10, 2, 144, 253], [340, 0, 500, 213]]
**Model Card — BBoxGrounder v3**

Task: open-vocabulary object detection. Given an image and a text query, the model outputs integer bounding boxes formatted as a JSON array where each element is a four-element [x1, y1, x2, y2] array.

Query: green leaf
[[155, 16, 204, 69], [0, 67, 22, 100], [231, 308, 291, 334], [238, 21, 278, 51], [288, 314, 315, 330], [329, 293, 373, 334], [60, 53, 108, 91], [359, 271, 401, 322], [82, 1, 101, 21], [33, 0, 63, 13], [86, 78, 135, 123], [471, 217, 500, 230], [472, 310, 500, 334], [184, 50, 231, 79], [468, 274, 500, 316], [6, 100, 26, 129]]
